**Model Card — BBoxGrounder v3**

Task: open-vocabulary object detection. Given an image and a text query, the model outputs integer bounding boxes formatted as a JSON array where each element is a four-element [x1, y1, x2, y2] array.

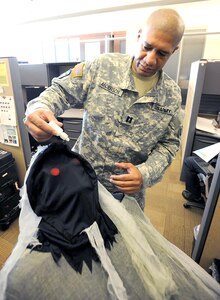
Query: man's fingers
[[110, 163, 143, 194], [114, 162, 132, 170], [110, 178, 137, 187], [26, 113, 61, 134], [24, 110, 62, 142], [27, 123, 53, 141], [110, 174, 131, 181], [114, 184, 140, 194]]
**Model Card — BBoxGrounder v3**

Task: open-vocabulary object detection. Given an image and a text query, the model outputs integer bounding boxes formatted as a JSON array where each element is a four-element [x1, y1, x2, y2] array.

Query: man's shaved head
[[133, 8, 185, 77], [144, 8, 185, 47]]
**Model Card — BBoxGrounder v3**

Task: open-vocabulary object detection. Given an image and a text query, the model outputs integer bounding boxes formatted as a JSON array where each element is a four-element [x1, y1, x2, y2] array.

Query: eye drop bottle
[[48, 120, 70, 141]]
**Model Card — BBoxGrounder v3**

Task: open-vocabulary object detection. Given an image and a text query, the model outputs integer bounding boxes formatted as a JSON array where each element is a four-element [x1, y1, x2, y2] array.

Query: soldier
[[24, 8, 185, 209]]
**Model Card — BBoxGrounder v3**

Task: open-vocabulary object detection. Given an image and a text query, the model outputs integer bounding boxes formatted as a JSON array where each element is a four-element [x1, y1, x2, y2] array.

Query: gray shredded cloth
[[98, 184, 220, 300], [1, 146, 220, 300], [4, 234, 146, 300]]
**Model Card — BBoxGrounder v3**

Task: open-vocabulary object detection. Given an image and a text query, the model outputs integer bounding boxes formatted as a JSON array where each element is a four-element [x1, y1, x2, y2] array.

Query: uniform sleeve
[[25, 61, 93, 117], [137, 107, 184, 188]]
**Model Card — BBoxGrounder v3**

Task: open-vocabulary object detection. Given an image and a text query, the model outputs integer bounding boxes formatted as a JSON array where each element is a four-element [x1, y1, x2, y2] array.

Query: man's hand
[[24, 109, 63, 142], [110, 162, 143, 194]]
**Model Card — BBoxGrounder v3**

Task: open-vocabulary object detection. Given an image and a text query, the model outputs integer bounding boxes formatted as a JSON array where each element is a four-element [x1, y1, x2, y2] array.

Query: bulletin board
[[0, 95, 19, 146], [0, 60, 19, 146], [0, 57, 31, 186]]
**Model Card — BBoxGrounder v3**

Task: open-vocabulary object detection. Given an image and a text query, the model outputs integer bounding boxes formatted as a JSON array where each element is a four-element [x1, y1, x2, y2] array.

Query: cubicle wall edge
[[180, 60, 207, 180], [191, 154, 220, 266], [0, 57, 32, 187], [9, 58, 32, 167]]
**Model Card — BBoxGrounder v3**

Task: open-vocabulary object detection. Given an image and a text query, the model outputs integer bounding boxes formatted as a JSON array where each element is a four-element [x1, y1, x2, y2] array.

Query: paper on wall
[[0, 124, 19, 147], [0, 95, 17, 126]]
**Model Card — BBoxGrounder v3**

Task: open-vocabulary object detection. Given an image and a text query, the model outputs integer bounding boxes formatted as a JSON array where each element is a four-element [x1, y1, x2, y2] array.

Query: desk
[[196, 117, 220, 137], [180, 60, 220, 180], [59, 108, 84, 148], [192, 130, 220, 152]]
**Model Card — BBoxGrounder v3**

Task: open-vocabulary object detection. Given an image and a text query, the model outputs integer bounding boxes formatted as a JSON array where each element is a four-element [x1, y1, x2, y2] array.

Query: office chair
[[183, 156, 215, 209]]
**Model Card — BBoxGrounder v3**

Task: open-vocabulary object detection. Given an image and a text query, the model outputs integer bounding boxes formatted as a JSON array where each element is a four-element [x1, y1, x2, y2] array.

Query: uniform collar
[[120, 60, 167, 105], [147, 71, 168, 105], [119, 57, 166, 104], [119, 56, 137, 91]]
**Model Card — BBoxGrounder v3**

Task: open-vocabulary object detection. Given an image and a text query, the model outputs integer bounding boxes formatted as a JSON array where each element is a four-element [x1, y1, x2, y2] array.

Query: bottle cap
[[60, 132, 70, 142], [49, 120, 70, 141]]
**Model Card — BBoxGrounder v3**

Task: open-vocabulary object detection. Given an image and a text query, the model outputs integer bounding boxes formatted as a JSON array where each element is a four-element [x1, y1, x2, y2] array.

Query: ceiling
[[1, 0, 210, 25]]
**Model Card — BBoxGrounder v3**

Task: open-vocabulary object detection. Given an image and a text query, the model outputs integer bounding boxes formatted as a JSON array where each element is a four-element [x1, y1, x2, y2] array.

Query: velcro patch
[[71, 63, 85, 78], [152, 103, 172, 115], [99, 81, 123, 96]]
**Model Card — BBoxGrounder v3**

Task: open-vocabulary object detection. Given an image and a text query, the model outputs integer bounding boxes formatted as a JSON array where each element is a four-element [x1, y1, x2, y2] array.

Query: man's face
[[133, 27, 178, 77]]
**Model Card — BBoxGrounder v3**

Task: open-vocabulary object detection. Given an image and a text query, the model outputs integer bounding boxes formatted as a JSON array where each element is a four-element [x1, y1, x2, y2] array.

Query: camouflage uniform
[[26, 53, 183, 209]]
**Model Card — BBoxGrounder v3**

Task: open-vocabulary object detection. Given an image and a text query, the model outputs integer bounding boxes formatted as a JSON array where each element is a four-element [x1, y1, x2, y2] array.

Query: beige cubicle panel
[[0, 57, 31, 187]]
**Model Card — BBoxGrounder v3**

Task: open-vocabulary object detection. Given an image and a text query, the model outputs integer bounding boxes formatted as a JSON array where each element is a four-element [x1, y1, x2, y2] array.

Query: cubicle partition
[[181, 59, 220, 176], [0, 57, 31, 186], [181, 59, 220, 270]]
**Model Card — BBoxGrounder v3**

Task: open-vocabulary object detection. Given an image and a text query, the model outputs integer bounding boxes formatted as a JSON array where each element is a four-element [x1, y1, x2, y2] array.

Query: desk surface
[[196, 117, 220, 138], [59, 108, 84, 119]]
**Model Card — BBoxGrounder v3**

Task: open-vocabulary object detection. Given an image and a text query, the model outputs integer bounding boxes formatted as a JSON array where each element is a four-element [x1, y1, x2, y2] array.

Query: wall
[[0, 1, 219, 63], [0, 58, 31, 186], [126, 0, 220, 58]]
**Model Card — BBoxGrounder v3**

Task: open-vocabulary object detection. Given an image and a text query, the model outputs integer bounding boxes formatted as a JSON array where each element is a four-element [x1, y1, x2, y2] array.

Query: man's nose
[[144, 50, 157, 66]]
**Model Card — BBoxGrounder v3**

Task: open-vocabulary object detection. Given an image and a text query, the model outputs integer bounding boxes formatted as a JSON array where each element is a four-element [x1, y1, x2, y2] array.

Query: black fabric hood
[[26, 142, 117, 272]]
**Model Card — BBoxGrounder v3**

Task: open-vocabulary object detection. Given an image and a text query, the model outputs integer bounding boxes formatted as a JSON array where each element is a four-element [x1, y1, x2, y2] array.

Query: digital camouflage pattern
[[26, 53, 183, 209]]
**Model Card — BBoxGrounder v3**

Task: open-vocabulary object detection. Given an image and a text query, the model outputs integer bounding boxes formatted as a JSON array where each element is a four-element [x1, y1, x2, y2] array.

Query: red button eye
[[50, 168, 60, 176]]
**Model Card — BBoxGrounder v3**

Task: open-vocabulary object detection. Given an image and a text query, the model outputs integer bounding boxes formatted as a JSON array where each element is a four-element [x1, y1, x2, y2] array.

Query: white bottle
[[48, 120, 70, 142]]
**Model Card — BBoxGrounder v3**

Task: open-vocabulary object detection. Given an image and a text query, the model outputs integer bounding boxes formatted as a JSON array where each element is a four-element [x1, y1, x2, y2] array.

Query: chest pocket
[[121, 105, 173, 145], [98, 81, 123, 97], [86, 81, 123, 124]]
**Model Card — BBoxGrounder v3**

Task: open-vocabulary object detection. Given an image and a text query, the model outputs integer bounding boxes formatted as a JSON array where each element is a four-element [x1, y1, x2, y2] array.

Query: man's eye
[[157, 51, 168, 57], [144, 46, 152, 51]]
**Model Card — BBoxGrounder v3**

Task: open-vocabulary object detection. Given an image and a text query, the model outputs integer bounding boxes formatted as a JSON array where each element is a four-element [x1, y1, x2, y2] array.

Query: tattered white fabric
[[0, 145, 125, 300], [98, 183, 220, 300], [1, 145, 220, 300], [83, 222, 128, 300], [98, 183, 177, 299], [0, 146, 44, 300]]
